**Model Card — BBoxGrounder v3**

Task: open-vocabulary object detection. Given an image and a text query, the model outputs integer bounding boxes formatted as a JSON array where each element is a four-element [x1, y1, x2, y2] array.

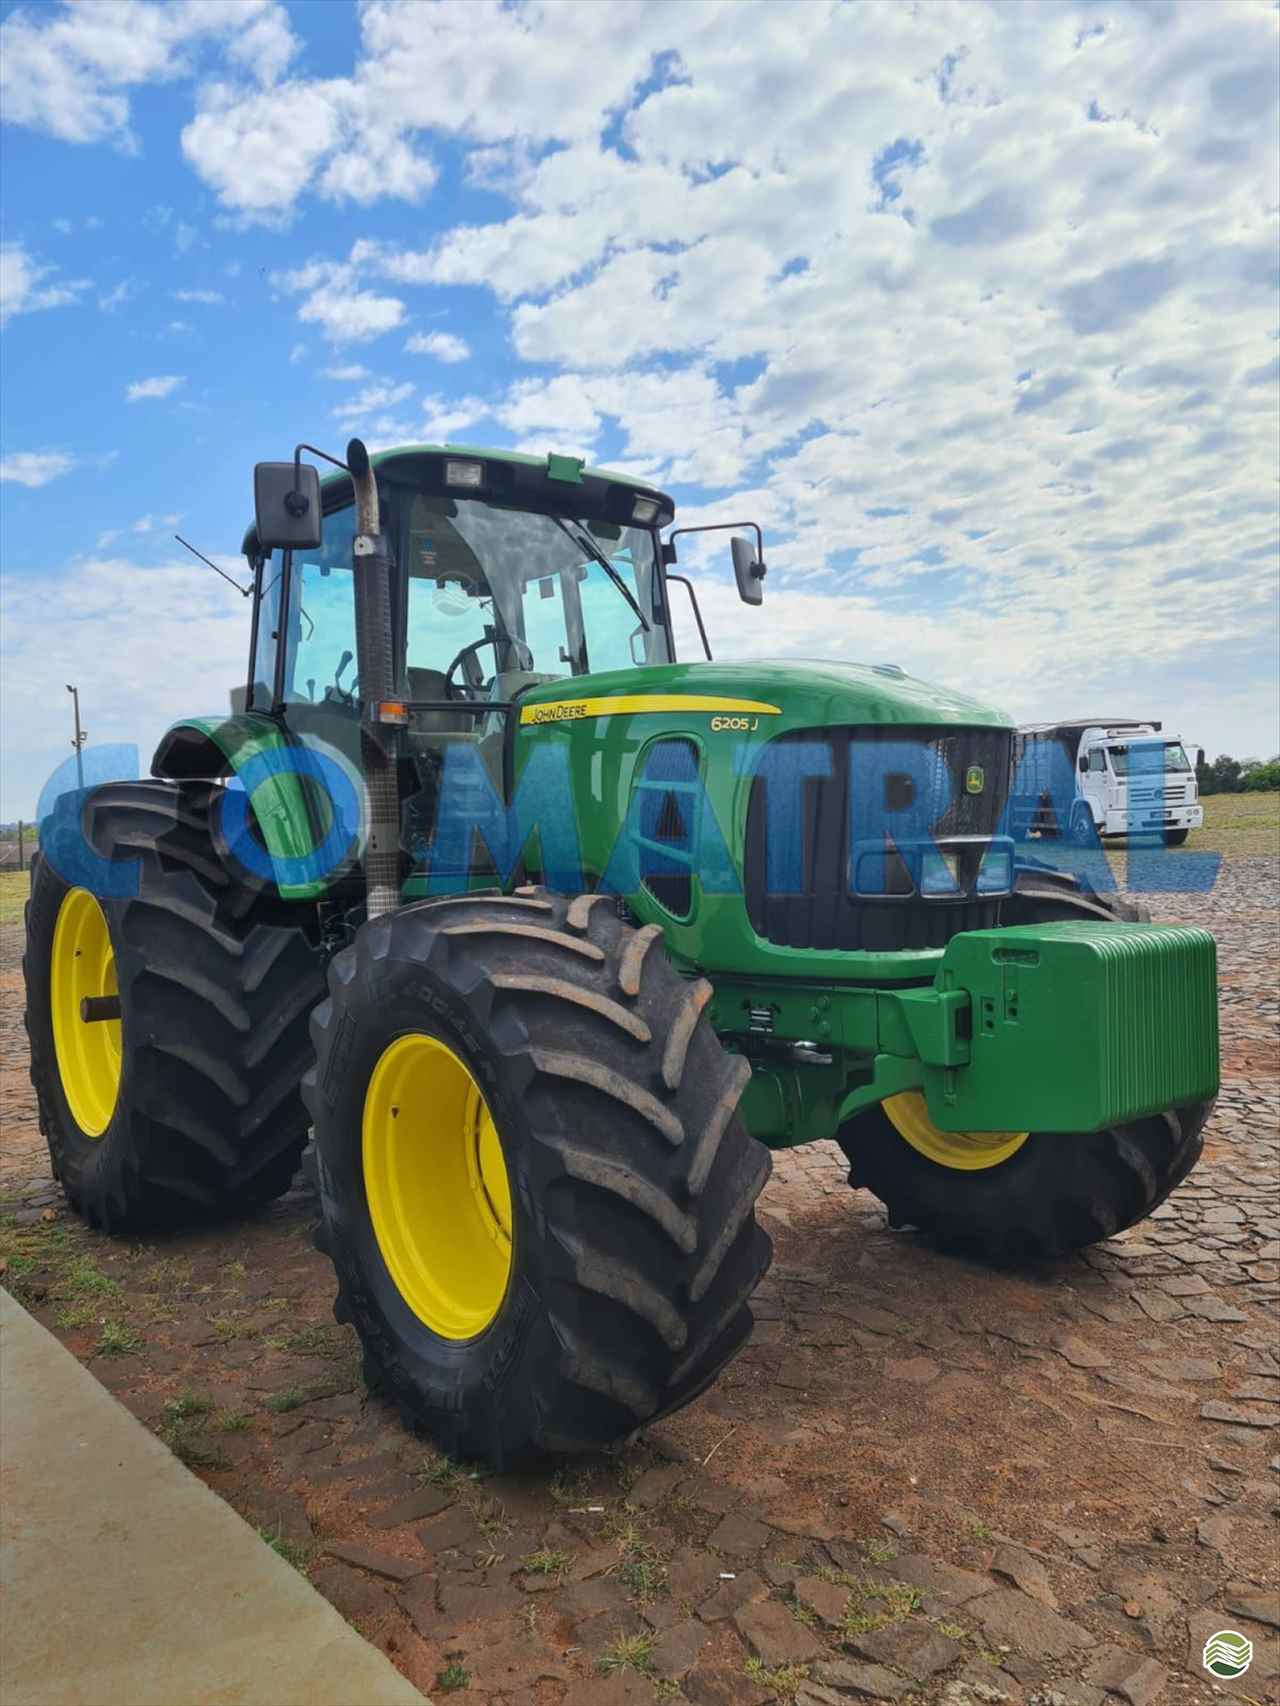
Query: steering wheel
[[444, 635, 534, 700]]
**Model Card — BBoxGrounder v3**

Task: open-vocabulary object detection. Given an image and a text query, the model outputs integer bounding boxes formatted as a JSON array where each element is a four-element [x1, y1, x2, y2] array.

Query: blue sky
[[2, 0, 1277, 818]]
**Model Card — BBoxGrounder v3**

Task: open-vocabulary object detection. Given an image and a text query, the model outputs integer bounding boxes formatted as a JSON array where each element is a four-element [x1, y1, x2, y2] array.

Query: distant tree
[[1196, 753, 1243, 795], [1196, 753, 1280, 794], [1241, 757, 1280, 793]]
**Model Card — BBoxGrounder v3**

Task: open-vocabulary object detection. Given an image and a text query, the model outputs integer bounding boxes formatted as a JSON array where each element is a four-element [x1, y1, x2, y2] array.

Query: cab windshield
[[1108, 742, 1191, 775], [400, 492, 668, 691], [255, 490, 670, 709]]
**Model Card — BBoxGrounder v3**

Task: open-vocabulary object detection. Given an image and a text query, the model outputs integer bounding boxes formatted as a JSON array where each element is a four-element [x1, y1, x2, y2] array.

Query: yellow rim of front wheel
[[362, 1032, 513, 1340], [50, 887, 122, 1139], [883, 1091, 1028, 1171]]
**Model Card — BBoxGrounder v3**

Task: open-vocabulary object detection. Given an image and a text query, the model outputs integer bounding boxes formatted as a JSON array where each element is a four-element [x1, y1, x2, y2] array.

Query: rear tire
[[304, 890, 772, 1467], [838, 869, 1211, 1261], [24, 780, 326, 1231]]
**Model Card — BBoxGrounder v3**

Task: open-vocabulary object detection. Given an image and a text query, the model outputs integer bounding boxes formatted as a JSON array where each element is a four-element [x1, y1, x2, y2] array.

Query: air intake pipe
[[347, 437, 401, 921]]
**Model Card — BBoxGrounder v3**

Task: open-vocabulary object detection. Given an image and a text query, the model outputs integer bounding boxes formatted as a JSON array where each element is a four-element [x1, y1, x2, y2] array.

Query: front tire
[[24, 780, 326, 1231], [837, 867, 1212, 1261], [305, 891, 772, 1467], [1164, 827, 1190, 847]]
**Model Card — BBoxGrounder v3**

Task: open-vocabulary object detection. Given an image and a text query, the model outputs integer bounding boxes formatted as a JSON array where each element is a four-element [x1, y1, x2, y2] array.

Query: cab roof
[[241, 442, 675, 559]]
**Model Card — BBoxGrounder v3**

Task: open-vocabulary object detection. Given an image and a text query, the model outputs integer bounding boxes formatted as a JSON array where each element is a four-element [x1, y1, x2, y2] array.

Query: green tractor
[[23, 440, 1219, 1466]]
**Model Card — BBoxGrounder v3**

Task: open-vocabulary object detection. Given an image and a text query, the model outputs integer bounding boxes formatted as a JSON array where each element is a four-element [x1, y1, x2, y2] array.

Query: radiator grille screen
[[744, 726, 1013, 952]]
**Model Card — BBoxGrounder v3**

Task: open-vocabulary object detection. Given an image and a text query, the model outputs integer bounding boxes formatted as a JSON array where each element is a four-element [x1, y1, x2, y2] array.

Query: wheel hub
[[883, 1090, 1028, 1171], [50, 887, 121, 1139], [362, 1032, 513, 1340]]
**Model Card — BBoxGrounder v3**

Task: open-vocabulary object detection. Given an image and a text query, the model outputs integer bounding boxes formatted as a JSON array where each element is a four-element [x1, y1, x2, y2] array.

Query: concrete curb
[[0, 1289, 428, 1706]]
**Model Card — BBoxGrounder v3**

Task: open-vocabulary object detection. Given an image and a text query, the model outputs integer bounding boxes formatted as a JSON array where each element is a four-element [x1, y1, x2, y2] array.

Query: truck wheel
[[24, 780, 326, 1231], [305, 891, 772, 1467], [1164, 827, 1189, 847], [837, 872, 1212, 1261], [1068, 803, 1097, 846]]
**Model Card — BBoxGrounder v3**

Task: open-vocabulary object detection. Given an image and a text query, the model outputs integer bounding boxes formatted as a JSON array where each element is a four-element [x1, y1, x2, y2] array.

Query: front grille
[[744, 725, 1013, 952]]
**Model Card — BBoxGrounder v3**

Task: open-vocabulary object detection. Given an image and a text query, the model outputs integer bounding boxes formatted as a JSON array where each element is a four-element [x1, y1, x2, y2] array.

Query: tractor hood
[[518, 658, 1012, 732]]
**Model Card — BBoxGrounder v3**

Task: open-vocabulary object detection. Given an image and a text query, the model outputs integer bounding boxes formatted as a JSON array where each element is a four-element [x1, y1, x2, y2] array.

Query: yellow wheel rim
[[883, 1091, 1028, 1172], [362, 1033, 513, 1340], [50, 887, 122, 1139]]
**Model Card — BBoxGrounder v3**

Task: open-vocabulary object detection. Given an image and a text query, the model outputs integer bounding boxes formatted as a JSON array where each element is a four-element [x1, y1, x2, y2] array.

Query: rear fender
[[151, 714, 329, 900]]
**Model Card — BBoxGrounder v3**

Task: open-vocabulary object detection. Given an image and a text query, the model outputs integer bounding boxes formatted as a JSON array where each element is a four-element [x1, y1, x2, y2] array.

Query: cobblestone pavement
[[1, 859, 1276, 1706]]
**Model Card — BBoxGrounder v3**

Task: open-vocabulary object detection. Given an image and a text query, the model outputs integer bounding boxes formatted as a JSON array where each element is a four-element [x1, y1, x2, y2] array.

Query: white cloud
[[125, 374, 184, 402], [0, 450, 77, 488], [0, 241, 89, 325], [404, 329, 470, 364], [331, 380, 415, 427], [177, 0, 667, 216], [0, 0, 297, 148], [98, 279, 137, 312], [421, 393, 490, 443], [322, 364, 370, 382], [172, 288, 224, 303], [273, 255, 405, 344]]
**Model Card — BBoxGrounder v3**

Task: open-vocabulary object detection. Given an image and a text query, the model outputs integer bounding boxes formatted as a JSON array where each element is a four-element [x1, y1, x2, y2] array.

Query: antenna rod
[[175, 534, 252, 596]]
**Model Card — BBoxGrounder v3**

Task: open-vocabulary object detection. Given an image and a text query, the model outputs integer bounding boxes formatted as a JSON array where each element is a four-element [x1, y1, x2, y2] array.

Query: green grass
[[744, 1658, 810, 1702], [96, 1319, 143, 1357], [209, 1311, 257, 1343], [835, 1577, 923, 1641], [0, 870, 27, 926], [1187, 790, 1279, 856], [434, 1662, 470, 1693], [522, 1547, 571, 1577], [215, 1410, 251, 1433], [264, 1387, 306, 1414], [285, 1323, 343, 1355], [258, 1526, 314, 1574], [596, 1632, 655, 1677], [164, 1390, 215, 1421]]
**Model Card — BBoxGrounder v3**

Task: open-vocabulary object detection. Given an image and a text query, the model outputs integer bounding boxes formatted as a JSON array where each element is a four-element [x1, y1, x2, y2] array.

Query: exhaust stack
[[347, 437, 401, 921]]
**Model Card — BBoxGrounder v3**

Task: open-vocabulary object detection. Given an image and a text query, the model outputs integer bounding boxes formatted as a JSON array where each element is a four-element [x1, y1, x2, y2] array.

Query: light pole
[[66, 683, 86, 792]]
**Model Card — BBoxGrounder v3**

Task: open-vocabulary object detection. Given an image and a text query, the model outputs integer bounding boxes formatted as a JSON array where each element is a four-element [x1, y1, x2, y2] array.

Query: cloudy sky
[[1, 0, 1277, 819]]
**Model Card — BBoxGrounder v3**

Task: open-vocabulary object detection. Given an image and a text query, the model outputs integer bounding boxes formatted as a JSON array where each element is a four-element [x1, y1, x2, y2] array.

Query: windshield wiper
[[551, 516, 650, 633]]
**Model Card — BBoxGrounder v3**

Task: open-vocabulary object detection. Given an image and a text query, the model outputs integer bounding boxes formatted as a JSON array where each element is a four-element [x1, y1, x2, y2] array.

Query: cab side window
[[1088, 748, 1107, 773], [285, 507, 358, 704]]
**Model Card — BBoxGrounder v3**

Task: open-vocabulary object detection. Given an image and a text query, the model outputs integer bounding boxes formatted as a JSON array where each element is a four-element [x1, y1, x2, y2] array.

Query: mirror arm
[[289, 443, 349, 521], [667, 573, 713, 660], [664, 519, 765, 572]]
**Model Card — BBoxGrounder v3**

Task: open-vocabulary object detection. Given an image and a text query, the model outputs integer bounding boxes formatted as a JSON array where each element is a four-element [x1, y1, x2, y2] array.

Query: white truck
[[1011, 719, 1204, 846]]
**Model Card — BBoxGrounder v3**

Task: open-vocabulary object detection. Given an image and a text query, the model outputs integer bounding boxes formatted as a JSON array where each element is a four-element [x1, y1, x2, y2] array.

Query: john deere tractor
[[24, 440, 1219, 1466]]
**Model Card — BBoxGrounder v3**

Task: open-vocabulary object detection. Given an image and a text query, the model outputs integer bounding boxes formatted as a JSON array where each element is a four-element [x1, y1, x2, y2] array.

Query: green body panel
[[514, 657, 1012, 983], [152, 713, 329, 901], [511, 662, 1218, 1147]]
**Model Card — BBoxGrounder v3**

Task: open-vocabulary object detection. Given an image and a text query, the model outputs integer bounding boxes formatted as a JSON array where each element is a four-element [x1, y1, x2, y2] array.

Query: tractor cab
[[243, 446, 680, 788]]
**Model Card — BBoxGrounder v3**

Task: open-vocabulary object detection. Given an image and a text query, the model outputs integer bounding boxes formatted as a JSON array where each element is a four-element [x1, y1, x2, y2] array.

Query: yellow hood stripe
[[520, 694, 783, 725]]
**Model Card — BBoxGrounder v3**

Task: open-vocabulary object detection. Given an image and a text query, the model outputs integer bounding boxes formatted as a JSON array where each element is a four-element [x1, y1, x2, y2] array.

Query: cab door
[[1080, 744, 1109, 825]]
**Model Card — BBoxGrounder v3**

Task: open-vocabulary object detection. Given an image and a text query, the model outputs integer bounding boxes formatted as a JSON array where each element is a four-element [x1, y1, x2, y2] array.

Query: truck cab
[[1015, 719, 1204, 846]]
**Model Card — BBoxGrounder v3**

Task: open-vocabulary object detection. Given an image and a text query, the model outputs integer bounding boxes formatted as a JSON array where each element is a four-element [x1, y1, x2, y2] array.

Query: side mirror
[[731, 534, 765, 606], [254, 461, 322, 552], [1078, 755, 1089, 773]]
